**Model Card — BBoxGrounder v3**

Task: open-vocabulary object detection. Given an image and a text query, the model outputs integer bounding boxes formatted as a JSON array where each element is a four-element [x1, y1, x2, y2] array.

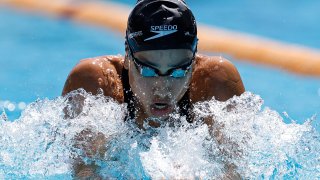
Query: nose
[[152, 77, 172, 98]]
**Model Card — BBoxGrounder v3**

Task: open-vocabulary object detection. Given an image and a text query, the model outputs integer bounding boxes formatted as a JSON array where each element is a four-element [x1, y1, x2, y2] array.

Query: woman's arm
[[71, 129, 107, 179], [62, 55, 125, 102], [190, 55, 245, 179], [190, 54, 245, 104], [62, 55, 125, 178]]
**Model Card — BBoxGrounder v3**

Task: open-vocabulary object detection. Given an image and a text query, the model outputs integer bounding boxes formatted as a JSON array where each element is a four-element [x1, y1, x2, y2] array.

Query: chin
[[152, 114, 170, 120]]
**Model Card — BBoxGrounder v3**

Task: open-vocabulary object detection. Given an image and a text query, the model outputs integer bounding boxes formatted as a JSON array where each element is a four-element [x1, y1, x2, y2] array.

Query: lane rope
[[2, 0, 320, 76]]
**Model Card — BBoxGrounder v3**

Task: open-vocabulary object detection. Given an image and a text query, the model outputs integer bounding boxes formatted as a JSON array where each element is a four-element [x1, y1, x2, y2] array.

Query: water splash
[[0, 89, 127, 179], [0, 90, 319, 179], [193, 92, 320, 179]]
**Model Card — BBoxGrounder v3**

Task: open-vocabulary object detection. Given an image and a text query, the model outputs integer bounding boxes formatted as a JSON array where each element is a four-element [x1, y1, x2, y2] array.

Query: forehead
[[134, 49, 193, 68]]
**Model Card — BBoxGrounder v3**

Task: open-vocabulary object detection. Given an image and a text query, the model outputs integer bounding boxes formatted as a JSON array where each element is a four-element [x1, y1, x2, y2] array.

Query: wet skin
[[124, 49, 194, 124], [62, 51, 245, 178], [62, 51, 245, 117]]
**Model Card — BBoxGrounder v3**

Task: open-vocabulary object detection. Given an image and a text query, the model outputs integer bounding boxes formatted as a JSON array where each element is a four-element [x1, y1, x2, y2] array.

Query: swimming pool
[[1, 0, 319, 124], [0, 0, 319, 179]]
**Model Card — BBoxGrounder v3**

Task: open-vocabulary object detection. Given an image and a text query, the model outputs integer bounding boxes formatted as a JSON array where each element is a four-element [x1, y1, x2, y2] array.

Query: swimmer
[[62, 0, 245, 178]]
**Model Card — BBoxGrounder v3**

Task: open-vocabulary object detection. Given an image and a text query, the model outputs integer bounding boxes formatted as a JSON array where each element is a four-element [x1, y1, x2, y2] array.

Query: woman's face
[[126, 49, 194, 121]]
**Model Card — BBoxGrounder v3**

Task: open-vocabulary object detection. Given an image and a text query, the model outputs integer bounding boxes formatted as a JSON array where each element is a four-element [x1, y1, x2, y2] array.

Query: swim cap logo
[[145, 25, 178, 41], [128, 31, 143, 39]]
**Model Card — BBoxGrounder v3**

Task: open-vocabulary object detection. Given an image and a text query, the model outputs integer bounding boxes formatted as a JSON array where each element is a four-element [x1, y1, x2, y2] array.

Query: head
[[124, 0, 198, 120]]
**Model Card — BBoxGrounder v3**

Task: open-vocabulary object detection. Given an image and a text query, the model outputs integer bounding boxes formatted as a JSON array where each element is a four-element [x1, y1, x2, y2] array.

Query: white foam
[[0, 90, 319, 179], [0, 89, 127, 178]]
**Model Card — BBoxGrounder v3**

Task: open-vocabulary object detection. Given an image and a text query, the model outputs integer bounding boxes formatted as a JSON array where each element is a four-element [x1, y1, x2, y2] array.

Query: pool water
[[1, 90, 319, 179], [1, 1, 319, 124], [0, 0, 319, 179]]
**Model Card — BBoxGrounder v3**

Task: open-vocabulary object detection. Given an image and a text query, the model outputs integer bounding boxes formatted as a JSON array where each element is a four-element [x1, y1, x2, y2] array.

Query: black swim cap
[[126, 0, 198, 53]]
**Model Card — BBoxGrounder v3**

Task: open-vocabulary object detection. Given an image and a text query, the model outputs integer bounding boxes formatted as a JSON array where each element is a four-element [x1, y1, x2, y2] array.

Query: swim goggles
[[128, 46, 195, 78]]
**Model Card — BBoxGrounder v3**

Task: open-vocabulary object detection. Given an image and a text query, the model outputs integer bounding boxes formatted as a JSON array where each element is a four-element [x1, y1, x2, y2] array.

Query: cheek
[[128, 70, 152, 101], [168, 75, 192, 101]]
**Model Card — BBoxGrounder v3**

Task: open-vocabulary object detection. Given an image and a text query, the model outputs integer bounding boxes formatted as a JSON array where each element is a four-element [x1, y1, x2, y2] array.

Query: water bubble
[[7, 103, 15, 112], [131, 142, 137, 149], [0, 151, 13, 166], [18, 102, 27, 110], [3, 101, 10, 108]]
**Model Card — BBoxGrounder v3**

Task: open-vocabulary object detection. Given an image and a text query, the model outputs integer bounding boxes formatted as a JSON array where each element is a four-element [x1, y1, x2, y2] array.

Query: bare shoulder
[[190, 54, 245, 102], [62, 55, 125, 103]]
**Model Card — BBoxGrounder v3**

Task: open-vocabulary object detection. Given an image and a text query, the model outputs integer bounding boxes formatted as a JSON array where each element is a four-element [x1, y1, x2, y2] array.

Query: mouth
[[150, 102, 173, 117], [154, 103, 168, 109]]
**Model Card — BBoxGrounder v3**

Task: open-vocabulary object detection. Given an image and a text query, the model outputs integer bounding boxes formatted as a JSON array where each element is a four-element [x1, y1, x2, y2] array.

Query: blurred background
[[0, 0, 319, 129]]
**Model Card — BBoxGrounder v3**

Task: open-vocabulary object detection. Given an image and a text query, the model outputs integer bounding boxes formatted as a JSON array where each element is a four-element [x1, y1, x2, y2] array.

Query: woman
[[62, 0, 245, 178]]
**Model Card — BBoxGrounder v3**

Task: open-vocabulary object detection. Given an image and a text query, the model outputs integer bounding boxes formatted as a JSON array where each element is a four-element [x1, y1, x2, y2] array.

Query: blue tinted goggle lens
[[171, 69, 187, 78], [133, 58, 192, 78], [140, 66, 158, 77], [141, 67, 188, 78], [128, 43, 194, 78]]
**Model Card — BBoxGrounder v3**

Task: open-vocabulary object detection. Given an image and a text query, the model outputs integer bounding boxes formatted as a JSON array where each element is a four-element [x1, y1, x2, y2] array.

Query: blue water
[[0, 8, 124, 119], [0, 1, 320, 178], [116, 0, 320, 48], [0, 90, 319, 179], [1, 1, 319, 124]]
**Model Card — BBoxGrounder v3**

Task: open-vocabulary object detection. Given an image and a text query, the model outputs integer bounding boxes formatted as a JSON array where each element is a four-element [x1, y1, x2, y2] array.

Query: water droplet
[[7, 103, 15, 112], [318, 88, 320, 97], [18, 102, 27, 110], [131, 142, 137, 149], [3, 101, 10, 108]]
